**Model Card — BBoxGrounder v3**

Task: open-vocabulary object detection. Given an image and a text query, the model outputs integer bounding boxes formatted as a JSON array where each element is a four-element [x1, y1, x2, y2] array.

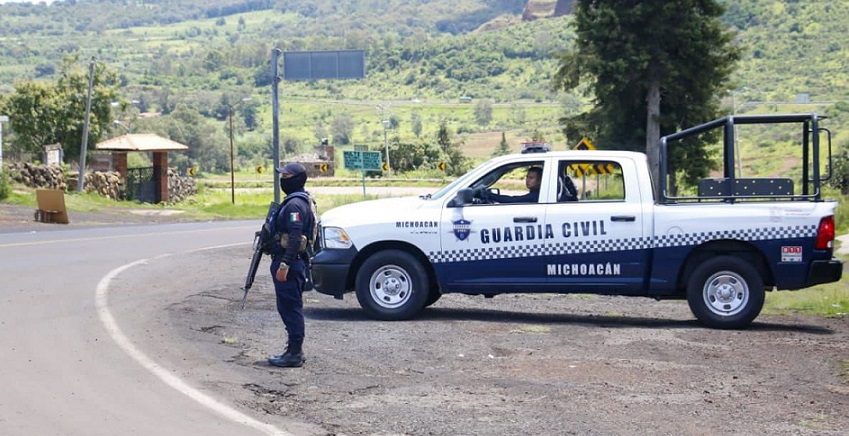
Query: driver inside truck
[[481, 166, 542, 204]]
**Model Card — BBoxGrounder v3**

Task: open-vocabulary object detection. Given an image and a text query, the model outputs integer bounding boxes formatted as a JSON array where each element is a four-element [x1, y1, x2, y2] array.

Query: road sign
[[343, 150, 383, 171], [320, 163, 328, 173], [437, 162, 446, 171], [256, 165, 264, 174], [574, 138, 595, 150], [283, 50, 365, 81], [382, 162, 389, 171], [568, 162, 614, 176], [188, 167, 197, 176]]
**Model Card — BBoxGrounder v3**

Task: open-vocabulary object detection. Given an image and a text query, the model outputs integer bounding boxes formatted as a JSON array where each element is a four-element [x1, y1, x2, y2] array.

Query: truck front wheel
[[686, 255, 765, 329], [355, 250, 429, 320]]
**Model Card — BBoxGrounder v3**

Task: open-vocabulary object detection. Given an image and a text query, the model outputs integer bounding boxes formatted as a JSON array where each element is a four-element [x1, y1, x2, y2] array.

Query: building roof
[[95, 134, 188, 152]]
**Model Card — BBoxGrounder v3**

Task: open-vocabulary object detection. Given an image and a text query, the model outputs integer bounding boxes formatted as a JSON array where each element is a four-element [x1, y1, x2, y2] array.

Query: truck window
[[558, 160, 625, 201], [471, 161, 545, 204]]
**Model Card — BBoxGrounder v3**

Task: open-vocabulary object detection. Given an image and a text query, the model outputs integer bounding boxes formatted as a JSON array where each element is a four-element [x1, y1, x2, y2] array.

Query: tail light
[[815, 216, 835, 250]]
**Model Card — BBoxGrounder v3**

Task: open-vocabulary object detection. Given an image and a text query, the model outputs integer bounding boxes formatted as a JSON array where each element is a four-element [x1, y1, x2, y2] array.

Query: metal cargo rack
[[658, 113, 833, 203]]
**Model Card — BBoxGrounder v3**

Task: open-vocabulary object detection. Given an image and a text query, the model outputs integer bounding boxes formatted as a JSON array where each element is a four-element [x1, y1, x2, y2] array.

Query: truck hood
[[320, 196, 429, 228]]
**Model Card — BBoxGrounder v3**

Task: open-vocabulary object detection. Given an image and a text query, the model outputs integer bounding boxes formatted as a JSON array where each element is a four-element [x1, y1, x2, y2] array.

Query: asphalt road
[[0, 220, 290, 435]]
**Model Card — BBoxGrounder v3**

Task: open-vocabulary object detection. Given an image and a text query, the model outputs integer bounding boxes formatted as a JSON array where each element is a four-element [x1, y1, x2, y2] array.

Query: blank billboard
[[283, 50, 365, 81]]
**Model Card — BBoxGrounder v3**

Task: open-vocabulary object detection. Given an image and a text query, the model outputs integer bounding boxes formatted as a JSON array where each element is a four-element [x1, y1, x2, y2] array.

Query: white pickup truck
[[310, 114, 842, 329]]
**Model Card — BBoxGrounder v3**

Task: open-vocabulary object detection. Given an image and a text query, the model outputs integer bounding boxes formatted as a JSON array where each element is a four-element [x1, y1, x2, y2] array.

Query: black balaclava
[[278, 162, 308, 195], [280, 172, 306, 195]]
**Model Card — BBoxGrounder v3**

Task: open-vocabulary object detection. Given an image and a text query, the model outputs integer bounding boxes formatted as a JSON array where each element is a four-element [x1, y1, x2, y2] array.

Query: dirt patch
[[0, 203, 196, 233], [146, 247, 849, 436]]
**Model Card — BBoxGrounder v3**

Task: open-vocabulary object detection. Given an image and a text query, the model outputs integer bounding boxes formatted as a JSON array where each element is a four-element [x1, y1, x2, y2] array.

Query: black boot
[[268, 345, 305, 368]]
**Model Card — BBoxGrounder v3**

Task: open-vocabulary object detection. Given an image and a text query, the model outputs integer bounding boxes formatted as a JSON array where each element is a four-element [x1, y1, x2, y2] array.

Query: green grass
[[763, 249, 849, 318]]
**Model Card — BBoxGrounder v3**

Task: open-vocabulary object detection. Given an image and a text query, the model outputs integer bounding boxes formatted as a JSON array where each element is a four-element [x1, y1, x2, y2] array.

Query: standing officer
[[268, 162, 316, 368]]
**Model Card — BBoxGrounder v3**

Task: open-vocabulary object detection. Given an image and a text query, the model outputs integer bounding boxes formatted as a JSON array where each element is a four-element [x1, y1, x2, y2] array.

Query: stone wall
[[167, 168, 197, 203], [7, 162, 196, 203]]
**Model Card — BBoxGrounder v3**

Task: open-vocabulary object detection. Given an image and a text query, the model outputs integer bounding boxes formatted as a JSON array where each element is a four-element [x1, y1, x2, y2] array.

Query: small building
[[95, 133, 188, 203]]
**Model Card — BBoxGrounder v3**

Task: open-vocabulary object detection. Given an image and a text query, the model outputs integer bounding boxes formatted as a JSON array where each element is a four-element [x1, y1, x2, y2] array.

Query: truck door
[[437, 160, 549, 293], [544, 158, 649, 294]]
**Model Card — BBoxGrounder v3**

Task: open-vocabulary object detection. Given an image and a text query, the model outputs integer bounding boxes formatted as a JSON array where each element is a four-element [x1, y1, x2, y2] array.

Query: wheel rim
[[702, 270, 749, 317], [368, 264, 412, 309]]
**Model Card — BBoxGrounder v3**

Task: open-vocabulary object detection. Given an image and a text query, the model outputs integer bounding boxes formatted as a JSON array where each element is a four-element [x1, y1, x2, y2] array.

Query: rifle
[[241, 201, 280, 309]]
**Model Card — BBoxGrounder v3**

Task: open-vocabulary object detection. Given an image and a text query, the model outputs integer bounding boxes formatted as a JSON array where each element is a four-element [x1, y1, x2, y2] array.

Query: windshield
[[427, 160, 491, 201]]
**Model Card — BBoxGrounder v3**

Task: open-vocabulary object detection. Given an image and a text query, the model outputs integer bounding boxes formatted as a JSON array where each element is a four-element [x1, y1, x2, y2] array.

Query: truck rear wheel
[[686, 255, 765, 329], [355, 250, 429, 320]]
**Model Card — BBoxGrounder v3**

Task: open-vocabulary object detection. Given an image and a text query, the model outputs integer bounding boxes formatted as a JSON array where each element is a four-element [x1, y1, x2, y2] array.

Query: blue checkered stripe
[[429, 224, 817, 263], [430, 243, 545, 263], [654, 224, 816, 248], [548, 237, 652, 257]]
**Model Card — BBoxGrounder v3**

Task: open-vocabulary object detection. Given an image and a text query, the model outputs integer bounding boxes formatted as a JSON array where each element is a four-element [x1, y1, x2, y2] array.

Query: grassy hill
[[0, 0, 848, 174]]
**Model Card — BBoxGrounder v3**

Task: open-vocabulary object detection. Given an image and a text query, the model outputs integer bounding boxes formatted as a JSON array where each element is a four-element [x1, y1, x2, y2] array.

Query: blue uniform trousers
[[270, 257, 306, 348]]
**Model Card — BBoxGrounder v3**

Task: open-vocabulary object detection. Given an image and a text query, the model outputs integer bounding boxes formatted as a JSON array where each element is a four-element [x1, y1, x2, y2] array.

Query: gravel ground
[[154, 247, 849, 436], [5, 201, 849, 435]]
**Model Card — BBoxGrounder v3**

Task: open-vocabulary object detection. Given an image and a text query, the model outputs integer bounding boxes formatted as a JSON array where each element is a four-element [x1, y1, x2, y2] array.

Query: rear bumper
[[806, 258, 843, 287], [310, 247, 358, 297]]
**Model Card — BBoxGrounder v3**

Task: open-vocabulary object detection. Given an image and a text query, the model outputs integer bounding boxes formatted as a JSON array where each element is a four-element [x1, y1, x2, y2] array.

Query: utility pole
[[271, 49, 282, 204], [77, 58, 96, 192], [228, 97, 251, 205]]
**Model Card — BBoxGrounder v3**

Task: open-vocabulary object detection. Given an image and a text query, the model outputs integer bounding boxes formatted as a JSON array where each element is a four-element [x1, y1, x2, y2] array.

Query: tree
[[1, 57, 120, 164], [474, 99, 493, 126], [411, 111, 423, 138], [331, 113, 355, 145], [162, 104, 227, 172], [554, 1, 740, 193], [390, 139, 440, 172], [435, 121, 468, 176], [493, 131, 511, 157]]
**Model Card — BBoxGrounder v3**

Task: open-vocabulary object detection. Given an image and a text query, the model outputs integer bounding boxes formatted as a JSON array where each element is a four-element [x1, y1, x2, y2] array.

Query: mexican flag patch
[[289, 212, 301, 222]]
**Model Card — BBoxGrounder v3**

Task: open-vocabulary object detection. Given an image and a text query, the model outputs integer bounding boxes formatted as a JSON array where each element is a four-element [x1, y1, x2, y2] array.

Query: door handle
[[513, 217, 538, 223], [611, 215, 636, 222]]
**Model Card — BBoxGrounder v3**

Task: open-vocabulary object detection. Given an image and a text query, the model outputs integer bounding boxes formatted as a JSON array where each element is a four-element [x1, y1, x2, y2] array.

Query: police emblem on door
[[452, 219, 471, 241]]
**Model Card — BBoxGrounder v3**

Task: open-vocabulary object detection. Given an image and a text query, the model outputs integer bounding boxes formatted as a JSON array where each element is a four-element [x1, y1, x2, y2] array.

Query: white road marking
[[95, 243, 290, 436], [0, 225, 256, 248]]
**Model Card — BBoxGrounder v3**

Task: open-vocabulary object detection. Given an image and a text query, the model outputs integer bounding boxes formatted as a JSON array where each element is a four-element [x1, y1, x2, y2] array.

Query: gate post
[[153, 151, 169, 203]]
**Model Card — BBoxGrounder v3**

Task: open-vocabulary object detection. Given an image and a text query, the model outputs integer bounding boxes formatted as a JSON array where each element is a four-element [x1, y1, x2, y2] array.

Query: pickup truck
[[310, 114, 842, 329]]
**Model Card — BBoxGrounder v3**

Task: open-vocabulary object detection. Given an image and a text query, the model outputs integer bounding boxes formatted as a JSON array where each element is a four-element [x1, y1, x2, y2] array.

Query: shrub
[[0, 169, 10, 201]]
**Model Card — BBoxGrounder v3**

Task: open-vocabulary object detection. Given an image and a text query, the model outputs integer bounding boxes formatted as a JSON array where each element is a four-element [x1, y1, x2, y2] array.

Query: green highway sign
[[343, 150, 383, 171]]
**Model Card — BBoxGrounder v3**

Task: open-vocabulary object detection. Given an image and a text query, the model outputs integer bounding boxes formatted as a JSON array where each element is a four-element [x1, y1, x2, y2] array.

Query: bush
[[0, 169, 10, 201]]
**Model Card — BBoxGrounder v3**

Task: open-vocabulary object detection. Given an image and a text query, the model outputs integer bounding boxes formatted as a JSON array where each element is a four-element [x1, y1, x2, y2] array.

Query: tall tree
[[1, 57, 120, 163], [474, 99, 493, 126], [493, 131, 510, 157], [554, 1, 740, 193], [435, 121, 468, 176]]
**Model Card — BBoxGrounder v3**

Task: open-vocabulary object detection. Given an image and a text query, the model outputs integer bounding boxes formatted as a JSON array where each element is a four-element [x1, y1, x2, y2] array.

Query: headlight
[[323, 227, 353, 249]]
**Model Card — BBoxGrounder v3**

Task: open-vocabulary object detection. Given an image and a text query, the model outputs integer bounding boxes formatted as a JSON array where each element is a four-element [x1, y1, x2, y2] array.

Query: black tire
[[686, 255, 765, 329], [355, 250, 429, 320]]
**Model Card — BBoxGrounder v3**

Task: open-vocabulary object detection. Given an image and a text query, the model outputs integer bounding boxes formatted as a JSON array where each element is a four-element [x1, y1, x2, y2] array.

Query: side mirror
[[448, 188, 475, 207]]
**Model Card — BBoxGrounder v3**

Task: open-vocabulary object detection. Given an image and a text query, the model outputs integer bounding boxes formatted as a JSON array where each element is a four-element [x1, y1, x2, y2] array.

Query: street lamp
[[228, 97, 251, 205], [376, 104, 391, 175]]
